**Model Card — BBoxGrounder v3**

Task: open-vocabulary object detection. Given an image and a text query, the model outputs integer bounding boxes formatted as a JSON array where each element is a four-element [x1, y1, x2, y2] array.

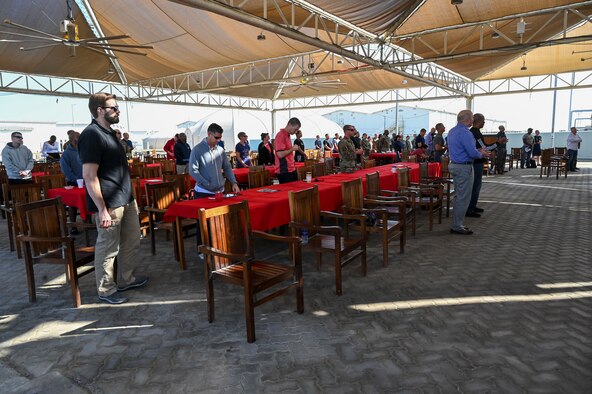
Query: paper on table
[[256, 188, 279, 193]]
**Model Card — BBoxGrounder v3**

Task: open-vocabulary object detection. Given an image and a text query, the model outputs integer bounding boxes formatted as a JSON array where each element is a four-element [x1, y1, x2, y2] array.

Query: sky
[[1, 86, 591, 139]]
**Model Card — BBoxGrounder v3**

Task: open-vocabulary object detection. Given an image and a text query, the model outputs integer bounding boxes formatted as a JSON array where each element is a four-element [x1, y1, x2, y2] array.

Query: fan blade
[[0, 30, 61, 42], [306, 85, 320, 91], [77, 34, 130, 43], [4, 19, 64, 40], [82, 45, 118, 59], [86, 42, 153, 49], [81, 44, 147, 56], [1, 38, 52, 43], [19, 43, 62, 51]]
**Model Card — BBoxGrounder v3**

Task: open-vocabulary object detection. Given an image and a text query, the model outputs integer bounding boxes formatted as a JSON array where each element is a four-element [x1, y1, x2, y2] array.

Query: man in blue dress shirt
[[447, 110, 491, 235]]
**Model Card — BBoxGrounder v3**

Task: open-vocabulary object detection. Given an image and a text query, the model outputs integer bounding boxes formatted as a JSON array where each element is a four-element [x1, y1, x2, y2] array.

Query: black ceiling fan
[[0, 0, 152, 58]]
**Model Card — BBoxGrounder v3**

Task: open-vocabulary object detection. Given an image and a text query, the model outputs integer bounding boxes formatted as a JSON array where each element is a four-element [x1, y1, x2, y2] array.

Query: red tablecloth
[[232, 166, 275, 184], [47, 187, 89, 220], [32, 172, 48, 183], [369, 152, 399, 164]]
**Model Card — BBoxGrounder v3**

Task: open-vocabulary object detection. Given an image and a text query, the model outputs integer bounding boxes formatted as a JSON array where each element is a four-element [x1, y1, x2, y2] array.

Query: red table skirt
[[164, 162, 440, 231], [47, 187, 89, 220]]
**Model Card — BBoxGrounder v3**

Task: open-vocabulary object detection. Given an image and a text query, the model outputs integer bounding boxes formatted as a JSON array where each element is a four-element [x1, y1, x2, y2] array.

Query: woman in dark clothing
[[257, 132, 275, 165], [293, 130, 307, 162]]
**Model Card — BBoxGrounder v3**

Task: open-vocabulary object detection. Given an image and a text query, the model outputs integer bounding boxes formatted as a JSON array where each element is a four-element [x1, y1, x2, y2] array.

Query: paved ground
[[0, 163, 591, 393]]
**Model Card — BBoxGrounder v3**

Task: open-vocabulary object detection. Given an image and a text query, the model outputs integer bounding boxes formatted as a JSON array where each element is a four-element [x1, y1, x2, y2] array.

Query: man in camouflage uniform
[[338, 124, 363, 172], [378, 129, 391, 152]]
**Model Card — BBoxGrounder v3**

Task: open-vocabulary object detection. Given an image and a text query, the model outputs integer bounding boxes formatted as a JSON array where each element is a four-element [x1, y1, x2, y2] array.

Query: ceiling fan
[[272, 73, 347, 92], [0, 0, 152, 58]]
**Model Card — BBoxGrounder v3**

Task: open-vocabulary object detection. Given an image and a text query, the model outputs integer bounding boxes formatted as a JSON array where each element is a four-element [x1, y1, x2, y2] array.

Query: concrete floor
[[0, 163, 591, 393]]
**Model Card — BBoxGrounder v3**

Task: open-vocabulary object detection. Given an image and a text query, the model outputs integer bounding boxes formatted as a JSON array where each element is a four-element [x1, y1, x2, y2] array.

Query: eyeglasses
[[101, 106, 120, 112], [12, 135, 23, 139], [210, 134, 222, 140]]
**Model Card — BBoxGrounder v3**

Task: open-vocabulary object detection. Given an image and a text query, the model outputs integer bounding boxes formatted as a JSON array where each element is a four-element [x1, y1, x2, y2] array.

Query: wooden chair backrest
[[161, 160, 176, 174], [366, 171, 380, 196], [312, 162, 326, 178], [248, 170, 270, 189], [554, 147, 566, 155], [341, 178, 364, 212], [16, 197, 66, 257], [419, 162, 429, 180], [288, 186, 321, 234], [143, 165, 162, 179], [511, 147, 521, 158], [130, 177, 143, 210], [296, 166, 312, 181], [407, 155, 417, 163], [362, 159, 376, 169], [323, 150, 332, 158], [198, 200, 253, 269], [249, 165, 266, 173], [32, 162, 48, 174], [401, 151, 409, 161], [5, 183, 43, 207], [145, 181, 177, 214], [397, 167, 410, 188], [42, 174, 67, 195], [441, 156, 450, 172], [131, 163, 144, 178], [304, 159, 317, 167], [163, 173, 191, 199], [249, 152, 259, 166], [324, 158, 335, 174], [540, 148, 553, 166]]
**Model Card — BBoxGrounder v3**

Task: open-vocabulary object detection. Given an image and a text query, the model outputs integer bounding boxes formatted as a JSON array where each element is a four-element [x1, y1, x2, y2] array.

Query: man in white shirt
[[567, 127, 583, 172]]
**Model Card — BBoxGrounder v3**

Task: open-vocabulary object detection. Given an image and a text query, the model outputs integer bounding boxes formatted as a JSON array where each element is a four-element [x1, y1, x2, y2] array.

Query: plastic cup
[[76, 179, 84, 188], [305, 172, 312, 183]]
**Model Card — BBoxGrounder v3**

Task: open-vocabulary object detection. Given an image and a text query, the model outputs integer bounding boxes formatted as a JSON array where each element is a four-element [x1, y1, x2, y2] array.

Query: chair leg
[[243, 265, 256, 343], [382, 230, 388, 268], [148, 214, 156, 255], [67, 261, 81, 307], [6, 214, 15, 252], [205, 261, 215, 323], [335, 251, 342, 296], [24, 253, 36, 303]]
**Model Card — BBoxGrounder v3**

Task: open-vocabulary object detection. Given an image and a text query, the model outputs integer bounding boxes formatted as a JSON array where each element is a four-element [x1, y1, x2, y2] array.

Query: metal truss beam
[[392, 2, 592, 57], [471, 71, 592, 97], [167, 0, 471, 96], [0, 71, 271, 110]]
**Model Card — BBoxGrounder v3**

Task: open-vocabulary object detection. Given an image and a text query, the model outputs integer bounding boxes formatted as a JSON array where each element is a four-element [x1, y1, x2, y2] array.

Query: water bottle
[[301, 220, 309, 244]]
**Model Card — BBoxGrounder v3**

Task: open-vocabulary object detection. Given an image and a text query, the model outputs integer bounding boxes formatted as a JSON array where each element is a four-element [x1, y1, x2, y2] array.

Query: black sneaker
[[473, 207, 484, 213], [98, 292, 128, 304], [70, 228, 80, 235], [117, 276, 148, 292]]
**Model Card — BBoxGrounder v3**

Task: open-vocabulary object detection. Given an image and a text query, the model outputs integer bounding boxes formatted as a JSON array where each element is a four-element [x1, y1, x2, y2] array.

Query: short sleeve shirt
[[274, 129, 294, 174], [235, 142, 251, 168], [78, 119, 133, 212]]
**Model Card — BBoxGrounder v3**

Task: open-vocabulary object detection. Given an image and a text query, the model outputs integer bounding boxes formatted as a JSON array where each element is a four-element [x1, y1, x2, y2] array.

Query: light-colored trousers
[[94, 200, 141, 296], [176, 164, 188, 174], [448, 163, 474, 231]]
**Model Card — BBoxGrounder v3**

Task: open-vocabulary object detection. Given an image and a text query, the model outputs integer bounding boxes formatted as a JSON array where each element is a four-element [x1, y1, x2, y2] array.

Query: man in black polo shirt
[[78, 93, 147, 304]]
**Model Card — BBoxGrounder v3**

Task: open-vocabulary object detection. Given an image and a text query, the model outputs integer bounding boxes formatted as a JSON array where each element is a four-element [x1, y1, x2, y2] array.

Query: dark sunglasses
[[13, 135, 23, 139], [101, 106, 120, 112]]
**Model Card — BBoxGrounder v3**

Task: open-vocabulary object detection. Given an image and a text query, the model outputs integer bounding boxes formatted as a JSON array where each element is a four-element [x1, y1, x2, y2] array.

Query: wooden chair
[[131, 163, 144, 178], [324, 158, 336, 174], [41, 174, 67, 197], [341, 178, 404, 267], [248, 170, 270, 189], [47, 163, 62, 175], [0, 168, 7, 219], [401, 151, 409, 161], [145, 182, 196, 258], [311, 162, 326, 178], [248, 165, 266, 173], [288, 185, 366, 296], [418, 162, 454, 217], [161, 159, 176, 175], [398, 168, 443, 231], [554, 147, 567, 155], [440, 156, 451, 179], [407, 155, 417, 163], [130, 177, 150, 237], [1, 182, 43, 257], [549, 152, 568, 179], [163, 173, 192, 200], [296, 165, 312, 181], [32, 162, 48, 174], [198, 200, 303, 343], [15, 198, 95, 307], [304, 159, 317, 167], [362, 159, 376, 169], [365, 171, 415, 246], [143, 165, 162, 179]]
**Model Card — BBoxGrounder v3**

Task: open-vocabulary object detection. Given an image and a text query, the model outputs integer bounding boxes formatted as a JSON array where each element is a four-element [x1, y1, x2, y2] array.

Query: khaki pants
[[93, 200, 141, 296], [176, 164, 188, 174]]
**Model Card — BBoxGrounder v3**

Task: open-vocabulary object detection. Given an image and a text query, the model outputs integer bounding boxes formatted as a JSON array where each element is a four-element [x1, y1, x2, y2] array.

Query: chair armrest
[[253, 230, 300, 245], [289, 221, 342, 237], [17, 235, 71, 243], [364, 197, 405, 208], [320, 210, 365, 222], [145, 207, 168, 214], [198, 244, 249, 261]]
